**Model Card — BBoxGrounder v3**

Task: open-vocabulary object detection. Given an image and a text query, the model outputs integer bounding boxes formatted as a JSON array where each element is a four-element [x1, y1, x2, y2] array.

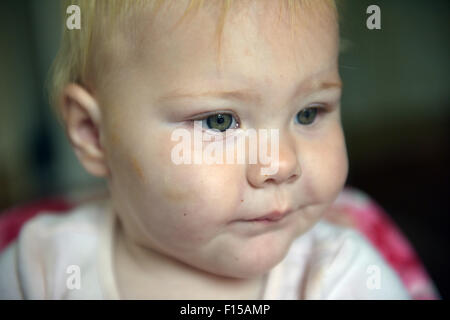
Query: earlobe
[[60, 83, 109, 177]]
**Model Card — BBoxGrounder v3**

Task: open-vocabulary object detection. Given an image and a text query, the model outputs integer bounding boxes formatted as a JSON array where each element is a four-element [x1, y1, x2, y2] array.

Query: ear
[[60, 83, 109, 177]]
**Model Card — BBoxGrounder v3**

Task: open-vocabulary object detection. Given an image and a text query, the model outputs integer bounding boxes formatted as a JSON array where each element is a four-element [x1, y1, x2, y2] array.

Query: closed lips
[[247, 209, 293, 221]]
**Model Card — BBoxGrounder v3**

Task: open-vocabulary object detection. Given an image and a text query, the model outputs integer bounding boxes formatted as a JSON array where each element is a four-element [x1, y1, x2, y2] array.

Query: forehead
[[122, 0, 339, 98]]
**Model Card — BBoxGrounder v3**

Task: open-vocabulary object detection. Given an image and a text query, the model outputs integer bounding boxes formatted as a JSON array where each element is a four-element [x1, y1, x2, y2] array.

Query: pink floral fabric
[[326, 187, 440, 300]]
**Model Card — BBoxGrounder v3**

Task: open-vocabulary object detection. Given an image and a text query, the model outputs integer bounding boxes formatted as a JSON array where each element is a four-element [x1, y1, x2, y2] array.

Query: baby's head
[[50, 0, 347, 279]]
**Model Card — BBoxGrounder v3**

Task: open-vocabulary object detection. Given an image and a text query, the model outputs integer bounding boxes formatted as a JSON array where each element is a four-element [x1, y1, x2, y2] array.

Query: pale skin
[[61, 0, 348, 299]]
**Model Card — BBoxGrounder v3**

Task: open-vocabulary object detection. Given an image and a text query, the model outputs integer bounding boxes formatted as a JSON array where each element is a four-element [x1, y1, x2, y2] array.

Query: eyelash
[[186, 104, 330, 132]]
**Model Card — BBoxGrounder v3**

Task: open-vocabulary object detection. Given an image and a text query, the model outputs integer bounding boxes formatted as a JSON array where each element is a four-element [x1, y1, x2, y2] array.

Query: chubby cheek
[[308, 125, 349, 203], [108, 131, 246, 250], [156, 162, 244, 242], [286, 126, 348, 238]]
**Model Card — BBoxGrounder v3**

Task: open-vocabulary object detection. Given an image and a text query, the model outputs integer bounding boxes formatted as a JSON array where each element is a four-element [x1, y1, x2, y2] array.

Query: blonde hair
[[48, 0, 336, 117]]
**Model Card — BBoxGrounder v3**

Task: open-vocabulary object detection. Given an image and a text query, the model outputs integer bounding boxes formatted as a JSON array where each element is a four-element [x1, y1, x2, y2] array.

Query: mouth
[[244, 209, 294, 223]]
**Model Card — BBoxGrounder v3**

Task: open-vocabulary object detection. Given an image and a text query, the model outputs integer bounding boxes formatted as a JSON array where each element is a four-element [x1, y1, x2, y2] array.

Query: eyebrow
[[157, 80, 342, 104]]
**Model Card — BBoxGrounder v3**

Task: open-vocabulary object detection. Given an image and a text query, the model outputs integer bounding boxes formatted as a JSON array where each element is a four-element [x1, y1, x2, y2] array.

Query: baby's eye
[[295, 106, 320, 125], [202, 113, 239, 132]]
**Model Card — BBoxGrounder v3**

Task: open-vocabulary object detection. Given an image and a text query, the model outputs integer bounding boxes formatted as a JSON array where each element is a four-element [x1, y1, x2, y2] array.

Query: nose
[[246, 132, 300, 188]]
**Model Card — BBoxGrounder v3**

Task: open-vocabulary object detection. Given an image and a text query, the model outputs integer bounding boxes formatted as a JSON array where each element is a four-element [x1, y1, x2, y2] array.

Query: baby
[[0, 0, 410, 299]]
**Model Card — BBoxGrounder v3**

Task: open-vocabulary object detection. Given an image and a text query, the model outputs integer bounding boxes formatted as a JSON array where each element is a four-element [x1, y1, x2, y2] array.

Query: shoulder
[[289, 220, 411, 299], [0, 200, 108, 299], [18, 199, 106, 247]]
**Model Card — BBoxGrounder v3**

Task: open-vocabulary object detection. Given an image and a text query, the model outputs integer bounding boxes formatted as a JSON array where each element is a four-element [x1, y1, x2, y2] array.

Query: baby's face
[[99, 0, 347, 278]]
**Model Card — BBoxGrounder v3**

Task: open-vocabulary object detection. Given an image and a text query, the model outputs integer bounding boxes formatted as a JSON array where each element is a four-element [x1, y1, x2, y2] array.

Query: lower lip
[[231, 212, 295, 235]]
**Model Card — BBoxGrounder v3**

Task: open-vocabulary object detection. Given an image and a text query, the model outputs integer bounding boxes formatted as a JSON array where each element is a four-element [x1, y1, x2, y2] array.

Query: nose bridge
[[246, 128, 301, 188]]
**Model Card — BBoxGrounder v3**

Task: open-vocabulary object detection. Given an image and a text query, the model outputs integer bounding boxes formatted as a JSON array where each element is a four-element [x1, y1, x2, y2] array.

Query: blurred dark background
[[0, 0, 448, 298]]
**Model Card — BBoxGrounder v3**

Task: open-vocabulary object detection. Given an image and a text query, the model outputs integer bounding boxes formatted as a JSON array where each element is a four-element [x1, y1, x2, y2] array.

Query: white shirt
[[0, 200, 410, 299]]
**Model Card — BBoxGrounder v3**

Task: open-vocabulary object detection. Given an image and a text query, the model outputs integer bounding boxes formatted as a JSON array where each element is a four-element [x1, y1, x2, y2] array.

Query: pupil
[[206, 113, 232, 132]]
